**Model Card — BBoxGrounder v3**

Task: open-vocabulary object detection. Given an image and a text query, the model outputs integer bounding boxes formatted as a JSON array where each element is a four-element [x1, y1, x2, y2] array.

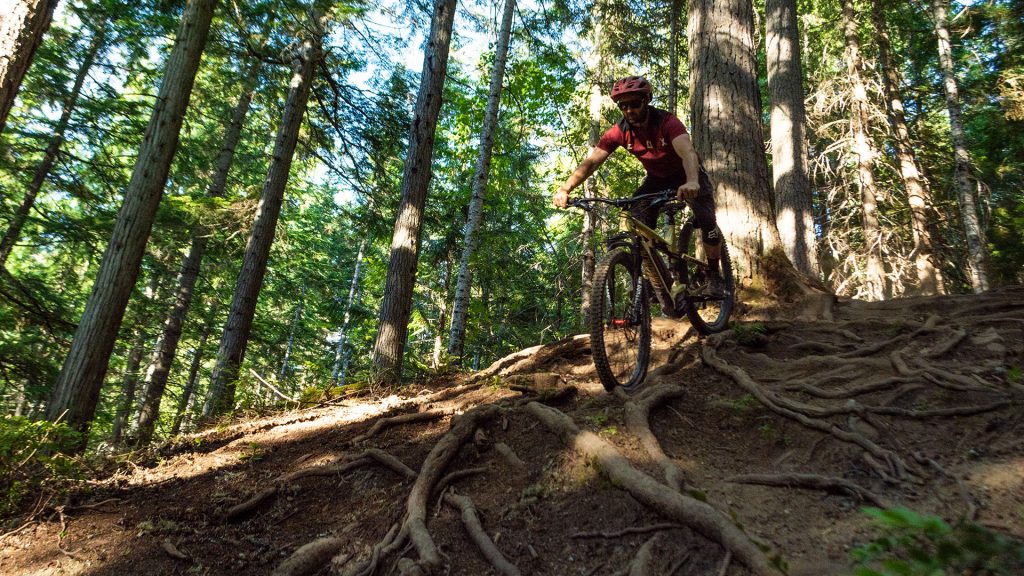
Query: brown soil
[[2, 286, 1022, 575]]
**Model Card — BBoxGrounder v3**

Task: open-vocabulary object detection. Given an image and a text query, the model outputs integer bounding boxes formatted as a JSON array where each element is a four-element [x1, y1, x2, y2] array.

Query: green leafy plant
[[851, 507, 1024, 575], [0, 416, 84, 518], [238, 442, 267, 462]]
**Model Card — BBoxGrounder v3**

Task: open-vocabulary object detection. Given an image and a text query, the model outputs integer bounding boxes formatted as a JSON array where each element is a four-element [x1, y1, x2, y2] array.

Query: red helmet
[[610, 76, 652, 102]]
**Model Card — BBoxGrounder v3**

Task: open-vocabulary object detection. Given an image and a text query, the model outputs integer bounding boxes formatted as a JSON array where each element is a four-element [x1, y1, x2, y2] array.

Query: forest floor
[[2, 286, 1023, 576]]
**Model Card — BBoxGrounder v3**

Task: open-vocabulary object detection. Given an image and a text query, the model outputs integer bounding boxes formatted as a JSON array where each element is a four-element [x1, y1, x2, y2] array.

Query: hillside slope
[[2, 286, 1023, 575]]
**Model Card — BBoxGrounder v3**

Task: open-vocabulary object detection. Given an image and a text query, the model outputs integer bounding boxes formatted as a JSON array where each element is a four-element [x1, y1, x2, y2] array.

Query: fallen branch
[[351, 410, 448, 445], [526, 401, 779, 576], [443, 491, 521, 576], [726, 473, 887, 507]]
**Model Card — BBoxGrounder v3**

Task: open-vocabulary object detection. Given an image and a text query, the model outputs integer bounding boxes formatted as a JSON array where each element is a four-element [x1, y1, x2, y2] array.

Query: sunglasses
[[617, 99, 645, 111]]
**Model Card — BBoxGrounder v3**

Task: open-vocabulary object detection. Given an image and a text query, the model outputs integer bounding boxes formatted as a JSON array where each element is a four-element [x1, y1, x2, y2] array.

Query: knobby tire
[[589, 248, 651, 392], [678, 223, 734, 334]]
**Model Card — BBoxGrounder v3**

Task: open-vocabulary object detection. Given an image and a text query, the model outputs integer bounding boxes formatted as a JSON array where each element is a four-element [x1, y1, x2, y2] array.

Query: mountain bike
[[568, 190, 734, 392]]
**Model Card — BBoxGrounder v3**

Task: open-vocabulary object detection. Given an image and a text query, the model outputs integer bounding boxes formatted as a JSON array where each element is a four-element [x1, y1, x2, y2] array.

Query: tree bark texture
[[871, 0, 944, 296], [170, 334, 206, 436], [331, 239, 365, 384], [932, 0, 988, 292], [668, 0, 682, 115], [109, 329, 148, 446], [447, 0, 515, 360], [203, 36, 319, 418], [687, 0, 782, 287], [765, 0, 819, 278], [580, 82, 602, 326], [0, 0, 59, 133], [841, 0, 885, 301], [132, 62, 258, 444], [0, 18, 106, 268], [371, 0, 457, 383], [45, 0, 216, 437]]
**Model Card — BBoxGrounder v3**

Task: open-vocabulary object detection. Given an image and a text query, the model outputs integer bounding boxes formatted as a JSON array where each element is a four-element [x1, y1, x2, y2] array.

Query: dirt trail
[[2, 286, 1022, 575]]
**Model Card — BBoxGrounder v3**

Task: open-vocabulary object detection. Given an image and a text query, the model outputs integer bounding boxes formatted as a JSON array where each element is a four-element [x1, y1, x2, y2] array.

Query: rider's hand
[[553, 187, 570, 208], [677, 182, 700, 201]]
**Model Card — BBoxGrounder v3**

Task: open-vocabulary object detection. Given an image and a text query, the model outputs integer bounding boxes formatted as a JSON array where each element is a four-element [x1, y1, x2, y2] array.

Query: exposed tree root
[[350, 410, 449, 445], [703, 335, 912, 481], [476, 334, 589, 378], [509, 383, 578, 405], [573, 522, 680, 539], [627, 534, 659, 576], [226, 449, 415, 521], [404, 405, 500, 573], [623, 383, 688, 492], [443, 491, 521, 576], [273, 536, 347, 576], [493, 442, 526, 468], [726, 473, 888, 507], [525, 401, 780, 576]]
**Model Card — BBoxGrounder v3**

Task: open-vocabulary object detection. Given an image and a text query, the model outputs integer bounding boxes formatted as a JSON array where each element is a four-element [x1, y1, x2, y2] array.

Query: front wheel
[[678, 223, 734, 335], [589, 248, 651, 392]]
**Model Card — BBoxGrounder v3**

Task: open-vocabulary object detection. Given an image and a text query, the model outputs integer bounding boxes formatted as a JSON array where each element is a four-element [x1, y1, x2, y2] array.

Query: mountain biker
[[553, 75, 724, 297]]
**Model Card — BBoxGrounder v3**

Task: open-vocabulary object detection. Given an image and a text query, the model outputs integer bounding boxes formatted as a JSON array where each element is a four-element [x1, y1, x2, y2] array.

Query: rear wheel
[[679, 223, 734, 334], [589, 248, 651, 392]]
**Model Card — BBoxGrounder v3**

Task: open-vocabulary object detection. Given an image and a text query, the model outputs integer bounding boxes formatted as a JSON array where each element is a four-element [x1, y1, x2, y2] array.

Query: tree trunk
[[765, 0, 818, 278], [0, 18, 106, 268], [580, 81, 602, 325], [841, 0, 885, 301], [371, 0, 457, 383], [170, 312, 212, 437], [109, 329, 148, 446], [279, 285, 306, 381], [871, 0, 944, 296], [203, 34, 320, 418], [0, 0, 59, 133], [932, 0, 988, 292], [668, 0, 682, 115], [687, 0, 785, 289], [131, 62, 258, 445], [45, 0, 216, 439], [331, 239, 365, 385], [447, 0, 514, 360]]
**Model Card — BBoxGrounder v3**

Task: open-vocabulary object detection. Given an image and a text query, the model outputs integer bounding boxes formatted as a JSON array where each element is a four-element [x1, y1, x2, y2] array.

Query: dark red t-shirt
[[596, 108, 689, 178]]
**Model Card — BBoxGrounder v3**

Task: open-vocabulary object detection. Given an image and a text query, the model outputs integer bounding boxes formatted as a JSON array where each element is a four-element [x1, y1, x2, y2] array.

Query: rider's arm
[[554, 148, 611, 207], [671, 134, 701, 199]]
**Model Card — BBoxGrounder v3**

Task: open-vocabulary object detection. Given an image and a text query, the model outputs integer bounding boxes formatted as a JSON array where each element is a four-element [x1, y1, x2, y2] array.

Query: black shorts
[[630, 170, 717, 243]]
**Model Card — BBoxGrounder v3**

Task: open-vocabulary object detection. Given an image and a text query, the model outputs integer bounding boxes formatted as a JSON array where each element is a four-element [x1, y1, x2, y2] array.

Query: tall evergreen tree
[[687, 0, 792, 291], [0, 18, 107, 268], [765, 0, 818, 277], [132, 61, 261, 444], [841, 0, 885, 301], [0, 0, 59, 133], [45, 0, 217, 439], [203, 31, 321, 418], [371, 0, 458, 383], [932, 0, 989, 292], [871, 0, 944, 295], [448, 0, 515, 361]]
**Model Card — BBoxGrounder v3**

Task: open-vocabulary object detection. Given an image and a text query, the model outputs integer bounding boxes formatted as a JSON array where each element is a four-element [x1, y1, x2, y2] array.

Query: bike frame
[[602, 194, 705, 318]]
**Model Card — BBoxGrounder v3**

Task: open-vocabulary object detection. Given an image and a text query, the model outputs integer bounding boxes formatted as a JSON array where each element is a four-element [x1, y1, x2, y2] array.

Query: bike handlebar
[[565, 189, 683, 212]]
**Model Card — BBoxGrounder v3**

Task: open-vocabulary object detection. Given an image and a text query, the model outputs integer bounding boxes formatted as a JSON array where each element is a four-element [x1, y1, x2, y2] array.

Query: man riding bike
[[553, 75, 724, 297]]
